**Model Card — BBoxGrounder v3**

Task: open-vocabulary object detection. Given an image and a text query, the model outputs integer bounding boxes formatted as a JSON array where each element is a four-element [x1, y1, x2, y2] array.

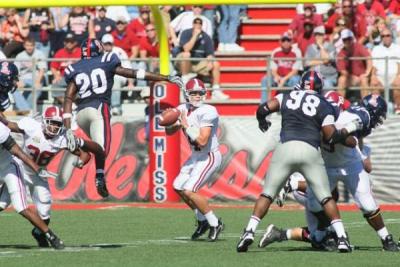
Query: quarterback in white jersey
[[0, 106, 93, 248], [165, 78, 223, 242]]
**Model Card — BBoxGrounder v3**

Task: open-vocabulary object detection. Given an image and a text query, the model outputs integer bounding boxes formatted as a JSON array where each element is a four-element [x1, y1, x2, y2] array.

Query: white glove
[[38, 168, 58, 180], [168, 75, 184, 89], [343, 118, 363, 133]]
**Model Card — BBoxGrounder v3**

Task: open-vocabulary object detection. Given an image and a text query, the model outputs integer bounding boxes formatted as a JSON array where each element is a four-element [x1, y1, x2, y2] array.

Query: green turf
[[1, 205, 400, 267]]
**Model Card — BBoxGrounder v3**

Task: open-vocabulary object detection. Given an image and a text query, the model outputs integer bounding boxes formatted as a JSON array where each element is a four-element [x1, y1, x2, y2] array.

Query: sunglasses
[[281, 37, 292, 42], [116, 21, 126, 25], [193, 21, 202, 25], [381, 34, 392, 38]]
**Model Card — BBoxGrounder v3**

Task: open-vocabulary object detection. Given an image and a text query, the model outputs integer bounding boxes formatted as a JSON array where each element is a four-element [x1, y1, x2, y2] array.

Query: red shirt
[[289, 14, 323, 37], [271, 47, 302, 77], [357, 1, 386, 27], [50, 47, 81, 75], [337, 43, 370, 76], [139, 37, 159, 58], [389, 0, 400, 15], [296, 35, 315, 56], [111, 30, 139, 57], [127, 19, 146, 39], [325, 13, 367, 40]]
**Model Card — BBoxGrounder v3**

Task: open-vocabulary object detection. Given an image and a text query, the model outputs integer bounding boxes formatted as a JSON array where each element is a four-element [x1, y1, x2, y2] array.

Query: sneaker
[[96, 173, 109, 197], [66, 129, 77, 152], [32, 228, 50, 248], [337, 236, 352, 253], [382, 234, 399, 252], [258, 224, 286, 248], [217, 43, 226, 52], [208, 219, 224, 242], [191, 220, 210, 240], [225, 43, 245, 52], [211, 90, 230, 100], [45, 230, 65, 250], [237, 229, 254, 252]]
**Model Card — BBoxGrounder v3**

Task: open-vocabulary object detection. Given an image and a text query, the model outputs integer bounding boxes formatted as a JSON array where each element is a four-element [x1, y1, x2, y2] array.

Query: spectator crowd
[[2, 2, 400, 114]]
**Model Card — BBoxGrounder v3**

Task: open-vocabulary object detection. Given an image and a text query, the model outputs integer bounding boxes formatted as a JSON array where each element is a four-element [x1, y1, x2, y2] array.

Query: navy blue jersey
[[64, 52, 121, 110], [346, 105, 371, 137], [0, 91, 10, 112], [278, 90, 336, 149]]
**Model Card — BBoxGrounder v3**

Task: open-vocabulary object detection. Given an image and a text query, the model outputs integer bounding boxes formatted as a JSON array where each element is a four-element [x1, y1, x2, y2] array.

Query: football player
[[164, 78, 224, 241], [63, 38, 184, 198], [237, 71, 362, 253], [0, 61, 19, 116], [0, 105, 102, 247]]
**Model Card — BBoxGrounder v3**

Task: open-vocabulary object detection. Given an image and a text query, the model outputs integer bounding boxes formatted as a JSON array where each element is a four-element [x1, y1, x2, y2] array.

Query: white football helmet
[[43, 106, 63, 137], [185, 78, 207, 107]]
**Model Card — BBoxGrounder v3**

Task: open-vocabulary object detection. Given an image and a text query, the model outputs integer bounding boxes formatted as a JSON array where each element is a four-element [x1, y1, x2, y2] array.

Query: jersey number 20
[[286, 91, 320, 116], [76, 68, 107, 98]]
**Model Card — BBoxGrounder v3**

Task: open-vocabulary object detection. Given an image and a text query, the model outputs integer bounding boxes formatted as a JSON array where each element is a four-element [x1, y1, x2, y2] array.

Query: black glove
[[258, 118, 271, 133]]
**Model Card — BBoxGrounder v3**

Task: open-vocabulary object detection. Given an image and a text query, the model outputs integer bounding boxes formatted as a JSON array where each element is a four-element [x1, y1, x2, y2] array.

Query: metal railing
[[2, 55, 398, 113]]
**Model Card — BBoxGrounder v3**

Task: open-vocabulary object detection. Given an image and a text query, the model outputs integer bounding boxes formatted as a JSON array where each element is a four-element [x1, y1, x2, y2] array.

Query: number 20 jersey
[[64, 52, 121, 111], [276, 90, 336, 149], [14, 117, 68, 175]]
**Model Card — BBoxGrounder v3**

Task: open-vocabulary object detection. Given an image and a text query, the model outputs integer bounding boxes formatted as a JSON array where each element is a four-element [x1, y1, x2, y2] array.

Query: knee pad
[[363, 208, 381, 220], [260, 193, 273, 202], [320, 196, 333, 206]]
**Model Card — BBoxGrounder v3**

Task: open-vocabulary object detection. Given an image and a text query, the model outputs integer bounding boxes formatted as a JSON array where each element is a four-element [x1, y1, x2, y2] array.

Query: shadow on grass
[[0, 244, 37, 249]]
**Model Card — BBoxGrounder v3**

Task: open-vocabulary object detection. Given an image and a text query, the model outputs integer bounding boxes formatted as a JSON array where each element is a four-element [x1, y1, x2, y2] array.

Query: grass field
[[1, 203, 400, 267]]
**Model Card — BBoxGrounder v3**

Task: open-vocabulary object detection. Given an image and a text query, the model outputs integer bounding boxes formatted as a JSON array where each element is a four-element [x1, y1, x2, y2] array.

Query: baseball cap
[[281, 31, 292, 41], [116, 16, 127, 24], [304, 3, 315, 10], [64, 33, 76, 42], [341, 29, 354, 40], [313, 25, 326, 35], [101, 34, 114, 44], [96, 6, 106, 11]]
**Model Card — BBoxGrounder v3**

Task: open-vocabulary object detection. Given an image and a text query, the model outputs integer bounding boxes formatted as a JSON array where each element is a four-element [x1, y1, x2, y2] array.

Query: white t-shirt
[[177, 103, 219, 154], [14, 117, 68, 175], [170, 12, 212, 39], [371, 43, 400, 79]]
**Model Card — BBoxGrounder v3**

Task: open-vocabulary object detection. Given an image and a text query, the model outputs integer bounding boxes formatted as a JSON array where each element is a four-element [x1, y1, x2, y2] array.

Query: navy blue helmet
[[297, 70, 324, 94], [0, 61, 19, 93], [81, 38, 104, 59], [361, 94, 387, 128]]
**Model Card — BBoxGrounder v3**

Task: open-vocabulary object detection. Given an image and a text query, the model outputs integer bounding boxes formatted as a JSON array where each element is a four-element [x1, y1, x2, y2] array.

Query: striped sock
[[331, 219, 346, 238], [246, 215, 260, 232]]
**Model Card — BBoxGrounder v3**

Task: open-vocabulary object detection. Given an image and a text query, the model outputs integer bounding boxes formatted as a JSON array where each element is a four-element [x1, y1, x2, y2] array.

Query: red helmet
[[324, 90, 350, 111], [43, 106, 63, 137], [185, 78, 207, 107]]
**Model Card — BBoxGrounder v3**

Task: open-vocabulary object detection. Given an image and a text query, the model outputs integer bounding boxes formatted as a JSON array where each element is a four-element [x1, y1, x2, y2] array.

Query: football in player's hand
[[159, 108, 181, 127]]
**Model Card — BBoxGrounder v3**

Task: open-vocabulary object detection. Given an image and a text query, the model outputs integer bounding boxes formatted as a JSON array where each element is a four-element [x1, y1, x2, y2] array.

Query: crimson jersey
[[14, 117, 68, 174]]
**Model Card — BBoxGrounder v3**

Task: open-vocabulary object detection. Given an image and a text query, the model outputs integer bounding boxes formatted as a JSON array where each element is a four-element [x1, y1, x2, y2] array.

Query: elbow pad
[[2, 136, 16, 151], [256, 102, 271, 121]]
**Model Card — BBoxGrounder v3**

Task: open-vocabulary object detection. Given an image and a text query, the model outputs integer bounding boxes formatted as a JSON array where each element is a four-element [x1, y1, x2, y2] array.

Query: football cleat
[[311, 233, 337, 252], [381, 234, 399, 252], [337, 236, 352, 253], [191, 220, 210, 240], [96, 173, 109, 197], [32, 228, 50, 248], [258, 224, 286, 248], [237, 229, 254, 252], [45, 230, 65, 250], [208, 219, 224, 242]]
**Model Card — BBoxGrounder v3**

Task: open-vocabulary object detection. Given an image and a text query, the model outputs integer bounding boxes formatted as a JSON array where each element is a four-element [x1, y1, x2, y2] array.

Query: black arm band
[[256, 102, 271, 121], [329, 129, 348, 144], [2, 135, 16, 151]]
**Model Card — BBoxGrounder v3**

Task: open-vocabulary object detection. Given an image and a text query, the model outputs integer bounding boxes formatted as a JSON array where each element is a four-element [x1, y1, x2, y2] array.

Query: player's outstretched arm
[[63, 82, 78, 129], [256, 98, 280, 132], [0, 116, 25, 134], [4, 136, 40, 173], [115, 66, 184, 89]]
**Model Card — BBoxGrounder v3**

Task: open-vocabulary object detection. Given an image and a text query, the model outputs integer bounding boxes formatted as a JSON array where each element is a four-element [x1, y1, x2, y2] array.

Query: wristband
[[136, 69, 146, 80], [62, 113, 72, 119], [185, 126, 200, 141]]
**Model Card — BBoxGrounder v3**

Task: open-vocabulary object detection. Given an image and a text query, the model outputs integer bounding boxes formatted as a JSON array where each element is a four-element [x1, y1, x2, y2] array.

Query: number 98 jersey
[[64, 52, 121, 111], [276, 90, 336, 149]]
